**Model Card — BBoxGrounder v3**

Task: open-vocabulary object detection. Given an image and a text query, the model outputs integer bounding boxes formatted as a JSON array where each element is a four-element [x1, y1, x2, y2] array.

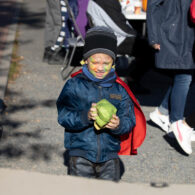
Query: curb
[[0, 168, 195, 195]]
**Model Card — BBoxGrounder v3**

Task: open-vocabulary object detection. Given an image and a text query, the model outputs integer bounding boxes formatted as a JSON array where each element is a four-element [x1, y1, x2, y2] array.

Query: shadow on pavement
[[0, 126, 59, 162], [0, 142, 58, 161], [0, 98, 59, 162], [0, 1, 45, 28]]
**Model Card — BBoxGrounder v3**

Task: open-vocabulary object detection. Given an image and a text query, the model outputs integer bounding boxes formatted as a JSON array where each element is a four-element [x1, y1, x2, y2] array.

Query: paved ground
[[0, 0, 195, 187], [0, 0, 21, 99], [1, 168, 195, 195]]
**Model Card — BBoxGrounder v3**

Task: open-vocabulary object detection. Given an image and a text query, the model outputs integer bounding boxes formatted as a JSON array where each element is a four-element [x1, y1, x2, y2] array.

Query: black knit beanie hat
[[83, 26, 117, 60]]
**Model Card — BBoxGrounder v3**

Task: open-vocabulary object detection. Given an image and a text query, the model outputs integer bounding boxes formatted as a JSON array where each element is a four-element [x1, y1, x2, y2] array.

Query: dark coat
[[147, 0, 195, 69], [56, 73, 135, 163]]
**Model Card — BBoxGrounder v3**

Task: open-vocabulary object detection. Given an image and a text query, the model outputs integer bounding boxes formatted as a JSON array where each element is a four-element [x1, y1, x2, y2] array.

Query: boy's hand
[[105, 115, 120, 130], [88, 103, 97, 121]]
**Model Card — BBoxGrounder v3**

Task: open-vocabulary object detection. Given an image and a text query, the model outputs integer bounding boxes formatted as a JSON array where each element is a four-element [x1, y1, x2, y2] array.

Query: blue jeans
[[159, 70, 193, 123]]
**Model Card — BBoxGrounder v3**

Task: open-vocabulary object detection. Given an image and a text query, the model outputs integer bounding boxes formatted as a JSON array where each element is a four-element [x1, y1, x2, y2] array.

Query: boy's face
[[86, 53, 113, 79]]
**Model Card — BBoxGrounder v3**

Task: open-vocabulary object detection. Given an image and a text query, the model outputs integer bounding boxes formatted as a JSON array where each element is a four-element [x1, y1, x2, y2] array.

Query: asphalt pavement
[[0, 0, 195, 194]]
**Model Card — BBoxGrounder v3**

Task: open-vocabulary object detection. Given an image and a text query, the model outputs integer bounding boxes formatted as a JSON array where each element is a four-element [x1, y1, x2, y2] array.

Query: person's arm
[[147, 0, 164, 46], [106, 88, 136, 136], [56, 79, 92, 131]]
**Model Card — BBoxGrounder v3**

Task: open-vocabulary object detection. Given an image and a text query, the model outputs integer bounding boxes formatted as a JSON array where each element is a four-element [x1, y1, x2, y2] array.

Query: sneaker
[[171, 120, 192, 155], [168, 125, 195, 141], [190, 129, 195, 142], [149, 108, 170, 132]]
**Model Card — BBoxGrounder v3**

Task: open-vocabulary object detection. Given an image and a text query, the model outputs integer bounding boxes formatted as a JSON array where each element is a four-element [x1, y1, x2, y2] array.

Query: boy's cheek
[[88, 65, 97, 75], [104, 64, 112, 72]]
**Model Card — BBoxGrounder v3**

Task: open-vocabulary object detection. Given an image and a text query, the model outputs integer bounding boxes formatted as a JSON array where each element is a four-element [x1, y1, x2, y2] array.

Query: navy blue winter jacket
[[56, 73, 135, 163]]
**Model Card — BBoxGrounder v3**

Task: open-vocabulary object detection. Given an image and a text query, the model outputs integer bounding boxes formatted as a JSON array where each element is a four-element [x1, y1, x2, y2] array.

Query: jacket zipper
[[96, 86, 102, 162]]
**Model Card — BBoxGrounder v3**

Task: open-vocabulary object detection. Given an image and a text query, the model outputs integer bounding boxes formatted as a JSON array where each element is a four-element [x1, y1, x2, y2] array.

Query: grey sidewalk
[[0, 0, 195, 191], [0, 0, 22, 100], [1, 168, 195, 195]]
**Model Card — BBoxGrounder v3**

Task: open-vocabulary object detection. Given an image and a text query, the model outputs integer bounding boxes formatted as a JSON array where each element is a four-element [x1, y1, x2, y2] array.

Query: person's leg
[[44, 0, 61, 47], [96, 158, 120, 182], [169, 71, 193, 123], [150, 70, 172, 132], [68, 156, 96, 178], [43, 0, 54, 62], [44, 0, 54, 48], [48, 0, 77, 65], [169, 70, 194, 155], [48, 0, 62, 46], [43, 0, 62, 63], [158, 86, 172, 116], [51, 0, 69, 51]]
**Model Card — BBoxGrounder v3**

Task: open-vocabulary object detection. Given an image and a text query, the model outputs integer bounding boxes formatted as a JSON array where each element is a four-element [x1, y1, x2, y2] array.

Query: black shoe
[[48, 49, 66, 65], [42, 47, 52, 63]]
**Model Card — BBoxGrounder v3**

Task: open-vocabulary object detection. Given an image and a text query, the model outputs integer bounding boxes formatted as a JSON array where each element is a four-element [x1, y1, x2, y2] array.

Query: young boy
[[56, 26, 146, 181]]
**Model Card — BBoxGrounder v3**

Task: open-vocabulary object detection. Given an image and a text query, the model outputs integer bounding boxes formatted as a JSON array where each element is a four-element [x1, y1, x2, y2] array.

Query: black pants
[[68, 156, 121, 182], [117, 36, 155, 81]]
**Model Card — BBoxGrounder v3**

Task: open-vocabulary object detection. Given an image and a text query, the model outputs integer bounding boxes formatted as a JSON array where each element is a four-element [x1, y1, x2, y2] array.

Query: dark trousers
[[68, 156, 121, 182], [117, 36, 155, 81]]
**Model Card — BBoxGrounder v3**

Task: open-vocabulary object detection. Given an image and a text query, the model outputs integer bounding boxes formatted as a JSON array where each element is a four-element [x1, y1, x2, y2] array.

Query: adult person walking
[[147, 0, 195, 155]]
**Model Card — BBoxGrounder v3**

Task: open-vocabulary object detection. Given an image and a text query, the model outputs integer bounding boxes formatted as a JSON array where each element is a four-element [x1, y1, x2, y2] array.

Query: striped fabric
[[51, 0, 78, 51]]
